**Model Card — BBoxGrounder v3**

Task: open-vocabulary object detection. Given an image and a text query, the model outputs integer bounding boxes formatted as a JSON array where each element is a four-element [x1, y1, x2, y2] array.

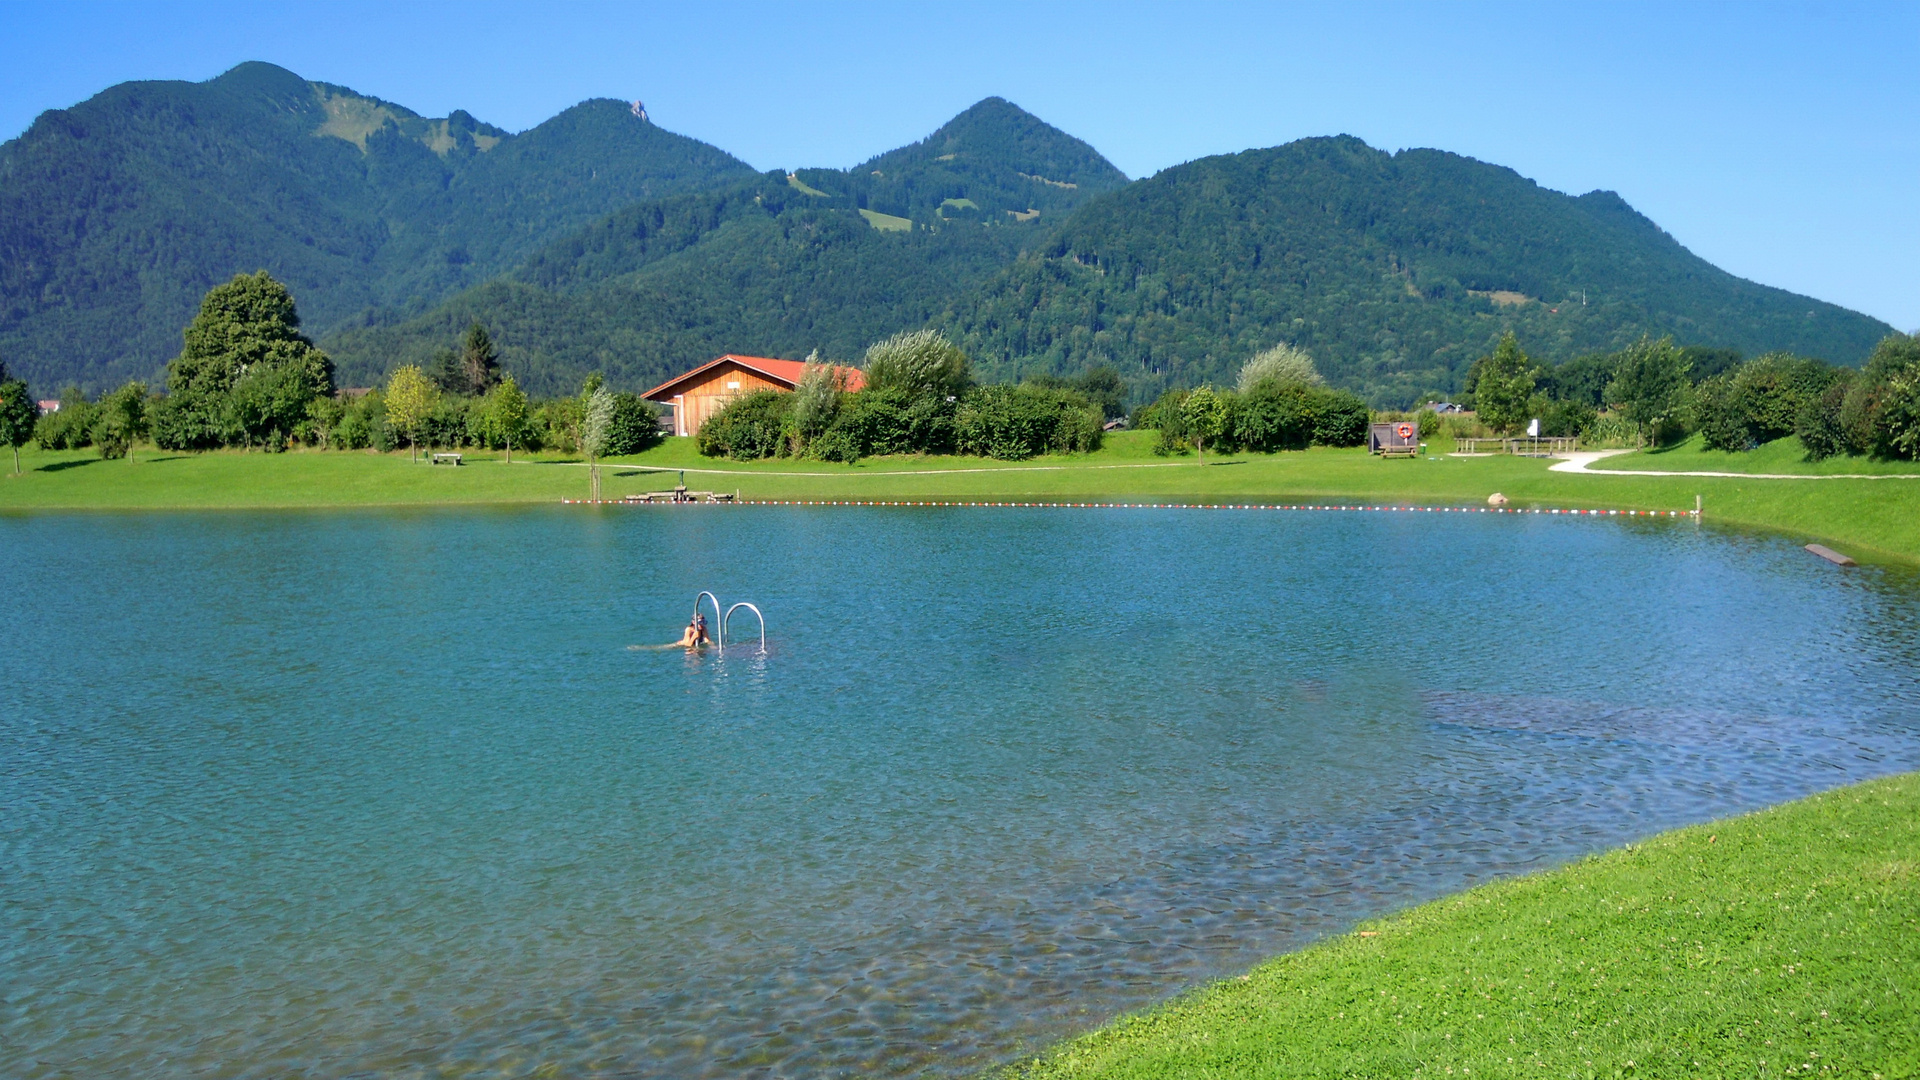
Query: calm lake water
[[5, 506, 1919, 1078]]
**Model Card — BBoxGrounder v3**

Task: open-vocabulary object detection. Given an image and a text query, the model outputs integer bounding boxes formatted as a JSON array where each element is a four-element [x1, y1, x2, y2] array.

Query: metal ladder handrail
[[694, 591, 723, 651], [723, 602, 766, 654]]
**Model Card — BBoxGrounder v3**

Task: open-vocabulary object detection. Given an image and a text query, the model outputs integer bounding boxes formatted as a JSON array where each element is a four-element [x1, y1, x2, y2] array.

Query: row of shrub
[[1696, 338, 1920, 459], [33, 376, 664, 458], [1459, 330, 1920, 459], [1127, 345, 1371, 453], [696, 332, 1106, 462]]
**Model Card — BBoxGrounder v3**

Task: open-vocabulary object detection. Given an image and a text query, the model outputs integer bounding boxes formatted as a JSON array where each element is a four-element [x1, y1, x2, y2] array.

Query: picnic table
[[431, 453, 463, 466]]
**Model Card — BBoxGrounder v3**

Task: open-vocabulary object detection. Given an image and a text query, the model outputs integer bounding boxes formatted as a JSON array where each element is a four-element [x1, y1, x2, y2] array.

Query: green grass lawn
[[4, 432, 1918, 563], [1001, 772, 1920, 1080], [1595, 435, 1920, 476]]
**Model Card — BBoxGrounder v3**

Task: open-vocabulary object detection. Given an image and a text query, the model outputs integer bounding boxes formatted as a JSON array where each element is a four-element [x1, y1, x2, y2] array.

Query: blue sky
[[2, 0, 1915, 331]]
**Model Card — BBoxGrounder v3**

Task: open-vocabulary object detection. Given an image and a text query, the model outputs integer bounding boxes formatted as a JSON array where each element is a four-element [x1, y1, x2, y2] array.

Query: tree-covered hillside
[[323, 98, 1127, 393], [941, 137, 1893, 402], [788, 96, 1129, 224], [324, 175, 1037, 395], [0, 62, 754, 390], [7, 65, 1893, 408]]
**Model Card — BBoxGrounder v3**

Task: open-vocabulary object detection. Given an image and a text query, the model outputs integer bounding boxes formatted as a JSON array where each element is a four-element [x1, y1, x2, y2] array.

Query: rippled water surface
[[5, 507, 1919, 1078]]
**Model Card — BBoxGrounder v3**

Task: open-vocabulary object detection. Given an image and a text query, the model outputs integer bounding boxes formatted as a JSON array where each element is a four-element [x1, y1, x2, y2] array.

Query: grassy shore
[[3, 432, 1918, 563], [1595, 434, 1920, 477], [1002, 772, 1920, 1080]]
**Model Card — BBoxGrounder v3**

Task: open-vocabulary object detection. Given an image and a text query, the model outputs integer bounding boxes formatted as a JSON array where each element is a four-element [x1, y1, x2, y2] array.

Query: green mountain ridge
[[0, 61, 756, 390], [326, 135, 1892, 404], [323, 96, 1128, 393], [941, 136, 1892, 400], [2, 64, 1896, 405]]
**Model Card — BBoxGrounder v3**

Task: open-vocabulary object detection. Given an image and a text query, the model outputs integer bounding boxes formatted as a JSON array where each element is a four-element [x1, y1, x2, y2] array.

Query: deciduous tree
[[1469, 332, 1537, 435], [384, 365, 438, 461], [1181, 385, 1228, 463], [160, 272, 333, 450], [92, 382, 149, 461], [487, 376, 530, 462], [1606, 336, 1692, 447], [0, 374, 37, 474]]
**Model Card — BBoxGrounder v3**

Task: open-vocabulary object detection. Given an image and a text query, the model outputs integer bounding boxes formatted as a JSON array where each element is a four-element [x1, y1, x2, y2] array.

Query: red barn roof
[[643, 354, 865, 400]]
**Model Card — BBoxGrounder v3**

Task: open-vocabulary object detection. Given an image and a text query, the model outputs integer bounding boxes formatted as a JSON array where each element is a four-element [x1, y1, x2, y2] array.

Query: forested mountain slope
[[0, 62, 754, 389], [323, 99, 1122, 393], [942, 137, 1893, 401], [332, 132, 1891, 404]]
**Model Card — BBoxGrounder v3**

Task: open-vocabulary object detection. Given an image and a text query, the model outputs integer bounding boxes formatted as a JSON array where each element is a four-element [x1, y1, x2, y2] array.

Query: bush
[[34, 388, 97, 450], [862, 329, 973, 401], [1695, 375, 1750, 452], [824, 386, 958, 458], [603, 391, 663, 456], [1529, 396, 1597, 439], [697, 390, 791, 460], [954, 385, 1101, 460], [1312, 389, 1371, 447], [416, 397, 474, 450], [1699, 353, 1840, 452], [1234, 382, 1315, 451], [1796, 378, 1853, 461]]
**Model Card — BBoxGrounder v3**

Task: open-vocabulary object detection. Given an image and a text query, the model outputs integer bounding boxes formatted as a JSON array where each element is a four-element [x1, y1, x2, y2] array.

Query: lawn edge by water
[[994, 772, 1920, 1080], [3, 434, 1917, 565]]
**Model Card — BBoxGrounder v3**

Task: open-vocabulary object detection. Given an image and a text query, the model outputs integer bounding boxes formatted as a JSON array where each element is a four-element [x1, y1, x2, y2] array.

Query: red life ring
[[1396, 423, 1414, 439]]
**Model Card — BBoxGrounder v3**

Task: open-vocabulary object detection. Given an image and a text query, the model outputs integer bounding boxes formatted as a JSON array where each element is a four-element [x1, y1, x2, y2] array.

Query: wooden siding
[[667, 361, 794, 437]]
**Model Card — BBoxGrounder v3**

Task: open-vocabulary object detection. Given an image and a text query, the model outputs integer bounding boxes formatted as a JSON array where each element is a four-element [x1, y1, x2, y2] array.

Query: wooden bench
[[431, 453, 463, 466]]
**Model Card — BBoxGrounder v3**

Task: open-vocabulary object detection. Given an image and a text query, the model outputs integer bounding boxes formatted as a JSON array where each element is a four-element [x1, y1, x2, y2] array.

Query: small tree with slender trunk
[[580, 386, 613, 497], [1181, 385, 1228, 464], [0, 377, 38, 474], [488, 375, 530, 463], [384, 365, 438, 461]]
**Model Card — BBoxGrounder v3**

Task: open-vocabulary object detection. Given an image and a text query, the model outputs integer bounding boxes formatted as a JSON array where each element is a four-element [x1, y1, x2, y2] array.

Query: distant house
[[1428, 402, 1465, 414], [643, 355, 865, 438], [37, 400, 61, 414]]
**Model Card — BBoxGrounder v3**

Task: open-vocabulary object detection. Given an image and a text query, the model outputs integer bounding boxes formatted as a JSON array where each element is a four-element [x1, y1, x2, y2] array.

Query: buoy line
[[562, 498, 1700, 517]]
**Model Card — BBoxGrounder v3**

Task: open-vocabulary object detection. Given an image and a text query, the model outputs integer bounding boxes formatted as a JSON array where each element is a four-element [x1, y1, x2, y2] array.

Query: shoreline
[[3, 436, 1917, 564], [997, 771, 1920, 1079]]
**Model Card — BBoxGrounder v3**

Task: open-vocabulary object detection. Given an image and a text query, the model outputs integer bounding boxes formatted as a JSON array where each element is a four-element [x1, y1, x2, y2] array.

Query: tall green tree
[[1181, 385, 1228, 463], [0, 373, 38, 474], [92, 382, 150, 461], [486, 375, 530, 462], [160, 271, 333, 450], [1606, 336, 1692, 447], [384, 365, 438, 461], [1469, 333, 1537, 435], [460, 322, 501, 395]]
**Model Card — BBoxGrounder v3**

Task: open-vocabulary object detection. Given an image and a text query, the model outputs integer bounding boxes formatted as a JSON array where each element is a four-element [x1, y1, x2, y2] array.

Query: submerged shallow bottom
[[4, 507, 1918, 1078]]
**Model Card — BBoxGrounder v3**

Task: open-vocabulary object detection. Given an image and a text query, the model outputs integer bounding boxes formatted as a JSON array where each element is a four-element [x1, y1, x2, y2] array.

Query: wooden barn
[[643, 355, 866, 438]]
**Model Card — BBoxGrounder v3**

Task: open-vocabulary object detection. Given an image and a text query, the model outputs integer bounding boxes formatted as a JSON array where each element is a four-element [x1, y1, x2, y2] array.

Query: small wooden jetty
[[625, 483, 737, 504], [1805, 544, 1856, 567]]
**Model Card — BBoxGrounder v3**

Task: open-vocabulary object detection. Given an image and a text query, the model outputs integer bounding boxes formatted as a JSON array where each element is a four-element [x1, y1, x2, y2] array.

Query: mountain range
[[0, 62, 1895, 404]]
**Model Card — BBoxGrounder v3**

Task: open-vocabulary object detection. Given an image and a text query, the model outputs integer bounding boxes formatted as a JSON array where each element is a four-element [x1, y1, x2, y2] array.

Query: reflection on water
[[3, 507, 1917, 1078]]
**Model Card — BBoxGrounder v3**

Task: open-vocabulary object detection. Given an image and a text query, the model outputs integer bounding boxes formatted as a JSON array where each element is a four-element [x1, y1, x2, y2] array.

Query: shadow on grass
[[36, 458, 99, 473]]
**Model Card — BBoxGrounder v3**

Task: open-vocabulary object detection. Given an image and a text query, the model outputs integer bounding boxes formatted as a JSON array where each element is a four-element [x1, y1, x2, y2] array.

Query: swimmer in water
[[694, 612, 711, 645]]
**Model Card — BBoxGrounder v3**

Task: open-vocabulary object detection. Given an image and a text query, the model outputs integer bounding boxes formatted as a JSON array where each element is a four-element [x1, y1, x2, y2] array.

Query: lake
[[4, 506, 1918, 1078]]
